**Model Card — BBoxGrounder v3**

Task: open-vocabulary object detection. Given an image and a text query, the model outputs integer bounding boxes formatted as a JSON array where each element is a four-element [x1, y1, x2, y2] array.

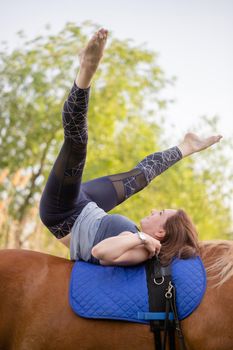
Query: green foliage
[[0, 21, 232, 251]]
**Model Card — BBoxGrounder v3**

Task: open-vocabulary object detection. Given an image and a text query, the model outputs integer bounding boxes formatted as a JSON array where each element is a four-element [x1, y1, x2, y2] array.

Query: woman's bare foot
[[178, 132, 223, 157], [75, 28, 108, 89]]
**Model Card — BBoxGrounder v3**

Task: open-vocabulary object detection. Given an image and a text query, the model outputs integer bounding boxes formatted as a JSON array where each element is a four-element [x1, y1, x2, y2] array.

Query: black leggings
[[39, 82, 182, 239]]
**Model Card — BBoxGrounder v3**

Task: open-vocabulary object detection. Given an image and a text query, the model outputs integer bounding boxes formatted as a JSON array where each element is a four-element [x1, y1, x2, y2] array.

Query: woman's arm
[[91, 231, 161, 266], [99, 245, 150, 266]]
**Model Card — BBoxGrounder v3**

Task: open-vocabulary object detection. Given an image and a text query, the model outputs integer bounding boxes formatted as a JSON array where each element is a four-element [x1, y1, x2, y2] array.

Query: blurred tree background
[[0, 21, 232, 258]]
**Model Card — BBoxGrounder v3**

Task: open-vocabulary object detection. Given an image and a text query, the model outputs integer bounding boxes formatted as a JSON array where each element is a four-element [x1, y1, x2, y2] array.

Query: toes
[[103, 29, 108, 39], [96, 28, 108, 41], [212, 135, 222, 142], [85, 28, 107, 55], [90, 33, 98, 43], [99, 28, 107, 35], [207, 135, 223, 146]]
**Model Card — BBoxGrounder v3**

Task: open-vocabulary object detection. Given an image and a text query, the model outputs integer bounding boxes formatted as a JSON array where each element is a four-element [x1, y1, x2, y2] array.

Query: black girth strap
[[169, 287, 186, 350], [145, 256, 186, 350]]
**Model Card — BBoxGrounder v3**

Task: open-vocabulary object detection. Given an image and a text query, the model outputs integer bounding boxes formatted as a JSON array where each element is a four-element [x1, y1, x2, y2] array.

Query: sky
[[0, 0, 232, 141]]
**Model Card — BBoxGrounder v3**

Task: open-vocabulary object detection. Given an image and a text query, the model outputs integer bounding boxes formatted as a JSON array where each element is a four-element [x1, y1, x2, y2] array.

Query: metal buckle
[[153, 276, 164, 285], [165, 281, 173, 299]]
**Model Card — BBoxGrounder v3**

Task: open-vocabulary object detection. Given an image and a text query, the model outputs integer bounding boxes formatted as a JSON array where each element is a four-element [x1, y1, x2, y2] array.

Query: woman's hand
[[143, 234, 161, 258]]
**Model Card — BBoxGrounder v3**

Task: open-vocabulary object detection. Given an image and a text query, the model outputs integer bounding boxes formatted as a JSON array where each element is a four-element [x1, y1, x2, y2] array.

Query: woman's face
[[140, 208, 177, 239]]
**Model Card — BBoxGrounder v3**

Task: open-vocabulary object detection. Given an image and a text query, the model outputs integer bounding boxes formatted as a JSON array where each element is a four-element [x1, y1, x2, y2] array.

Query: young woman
[[39, 28, 222, 266]]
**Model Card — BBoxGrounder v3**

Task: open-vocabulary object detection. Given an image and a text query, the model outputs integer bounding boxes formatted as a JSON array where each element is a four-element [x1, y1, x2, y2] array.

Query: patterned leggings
[[39, 82, 182, 239]]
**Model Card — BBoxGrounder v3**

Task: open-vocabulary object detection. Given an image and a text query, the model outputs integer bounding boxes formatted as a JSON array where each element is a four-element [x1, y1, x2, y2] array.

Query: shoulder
[[107, 214, 138, 232], [118, 231, 136, 236]]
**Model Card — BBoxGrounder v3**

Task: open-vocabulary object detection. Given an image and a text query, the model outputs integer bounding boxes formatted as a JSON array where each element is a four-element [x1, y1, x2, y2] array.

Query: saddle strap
[[146, 257, 176, 350], [170, 286, 186, 350], [152, 326, 162, 349], [162, 298, 171, 350]]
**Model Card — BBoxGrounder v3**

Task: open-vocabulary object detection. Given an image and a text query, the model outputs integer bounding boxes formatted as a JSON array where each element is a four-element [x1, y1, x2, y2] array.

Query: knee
[[39, 196, 51, 228]]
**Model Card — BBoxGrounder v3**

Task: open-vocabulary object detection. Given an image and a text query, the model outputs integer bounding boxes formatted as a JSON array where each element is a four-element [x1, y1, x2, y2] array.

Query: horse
[[0, 241, 233, 350]]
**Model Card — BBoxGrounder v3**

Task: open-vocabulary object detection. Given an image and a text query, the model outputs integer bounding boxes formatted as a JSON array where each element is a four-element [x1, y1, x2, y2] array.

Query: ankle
[[75, 69, 92, 89], [178, 142, 193, 158]]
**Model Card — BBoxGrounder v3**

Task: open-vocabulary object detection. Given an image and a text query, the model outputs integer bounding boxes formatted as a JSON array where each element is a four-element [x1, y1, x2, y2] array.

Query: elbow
[[91, 245, 114, 264], [91, 245, 103, 260]]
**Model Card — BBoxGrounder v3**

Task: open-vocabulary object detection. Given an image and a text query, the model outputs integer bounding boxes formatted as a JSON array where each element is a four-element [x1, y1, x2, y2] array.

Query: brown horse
[[0, 241, 233, 350]]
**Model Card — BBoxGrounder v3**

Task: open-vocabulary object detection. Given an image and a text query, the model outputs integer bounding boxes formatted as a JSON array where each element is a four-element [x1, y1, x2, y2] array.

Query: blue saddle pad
[[69, 257, 206, 324]]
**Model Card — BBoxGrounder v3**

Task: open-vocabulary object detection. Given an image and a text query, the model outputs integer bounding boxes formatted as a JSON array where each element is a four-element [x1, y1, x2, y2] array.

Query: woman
[[39, 28, 222, 266]]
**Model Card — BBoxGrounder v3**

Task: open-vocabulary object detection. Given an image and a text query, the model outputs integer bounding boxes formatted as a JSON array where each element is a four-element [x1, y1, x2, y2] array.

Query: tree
[[0, 21, 232, 253]]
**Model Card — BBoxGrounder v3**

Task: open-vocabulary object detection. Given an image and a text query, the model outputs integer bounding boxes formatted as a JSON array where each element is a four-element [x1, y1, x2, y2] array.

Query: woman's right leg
[[39, 83, 90, 239], [39, 28, 109, 241]]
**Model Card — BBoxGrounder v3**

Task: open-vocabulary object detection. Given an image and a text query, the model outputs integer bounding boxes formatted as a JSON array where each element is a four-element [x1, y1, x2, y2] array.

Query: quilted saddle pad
[[69, 257, 206, 324]]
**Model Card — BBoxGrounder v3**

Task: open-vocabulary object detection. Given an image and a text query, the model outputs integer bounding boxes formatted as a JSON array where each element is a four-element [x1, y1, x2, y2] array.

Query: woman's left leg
[[81, 132, 222, 212], [81, 146, 182, 212]]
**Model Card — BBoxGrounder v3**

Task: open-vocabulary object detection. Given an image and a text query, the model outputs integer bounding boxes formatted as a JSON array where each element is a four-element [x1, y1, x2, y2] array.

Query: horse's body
[[0, 242, 233, 350]]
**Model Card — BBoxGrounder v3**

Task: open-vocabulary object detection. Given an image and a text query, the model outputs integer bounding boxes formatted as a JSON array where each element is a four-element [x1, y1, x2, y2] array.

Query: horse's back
[[0, 249, 73, 350], [0, 249, 73, 301], [0, 249, 154, 350]]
